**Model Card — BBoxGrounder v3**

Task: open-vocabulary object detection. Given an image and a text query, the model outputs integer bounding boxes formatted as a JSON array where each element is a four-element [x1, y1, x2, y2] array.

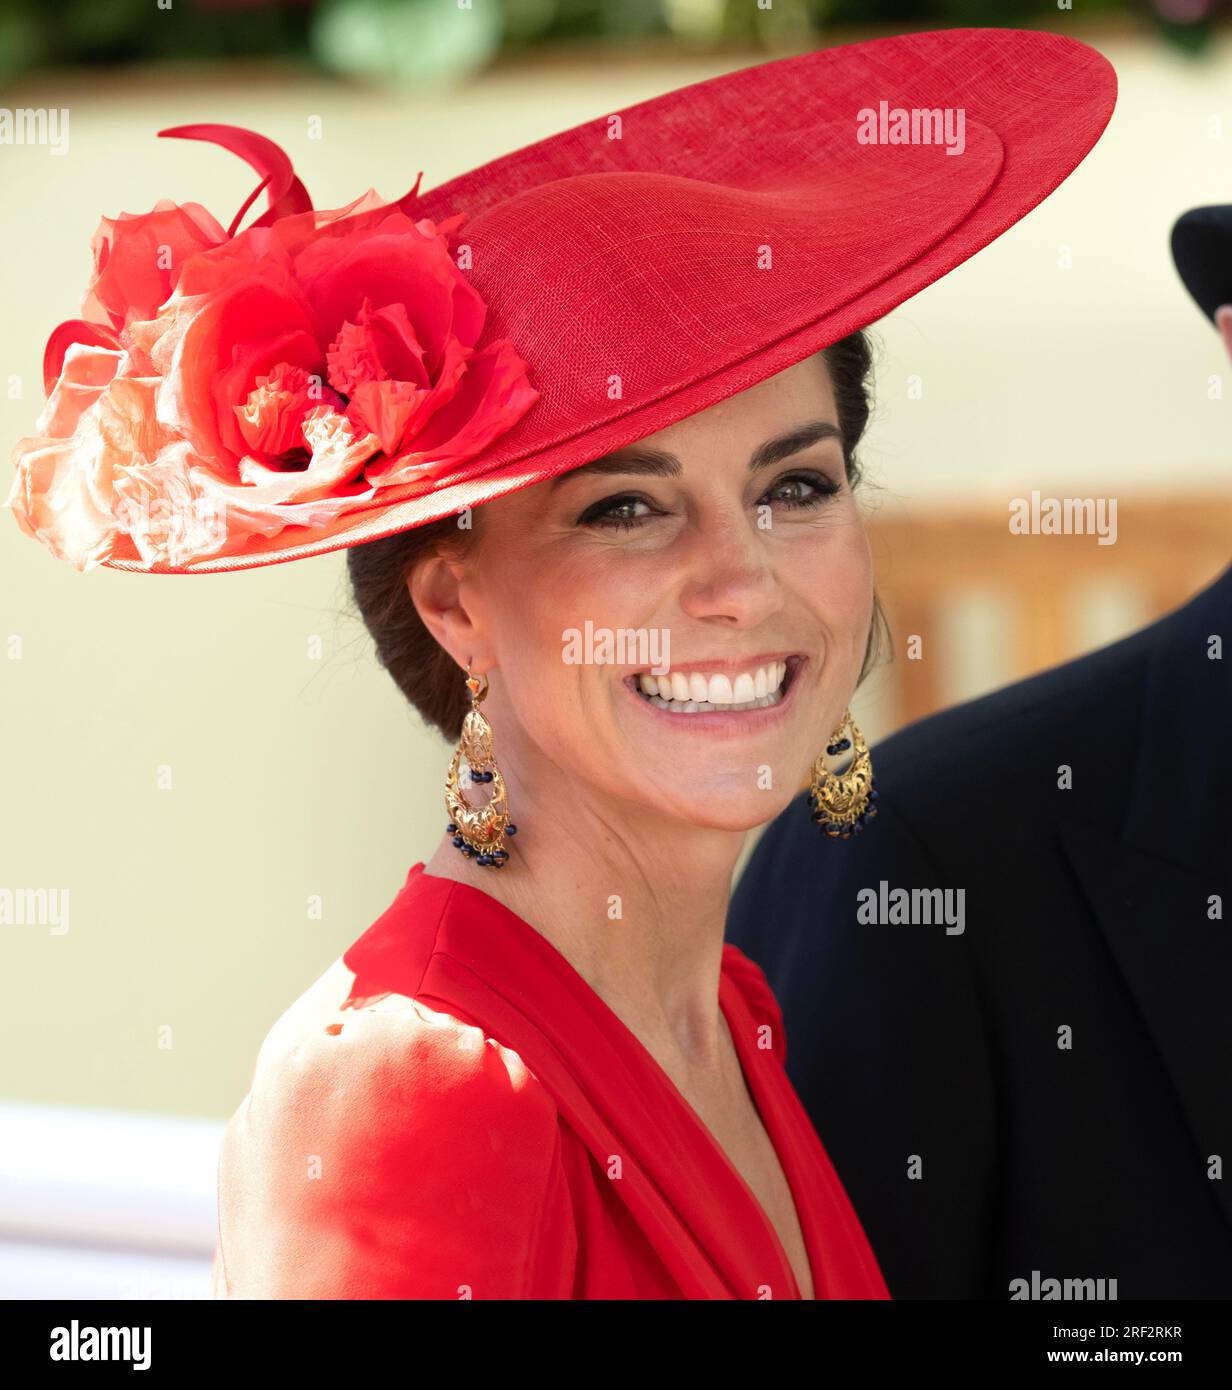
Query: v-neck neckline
[[410, 863, 814, 1299]]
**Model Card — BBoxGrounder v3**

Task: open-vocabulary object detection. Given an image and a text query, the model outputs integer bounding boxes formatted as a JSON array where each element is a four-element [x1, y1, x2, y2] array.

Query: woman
[[6, 30, 1115, 1298]]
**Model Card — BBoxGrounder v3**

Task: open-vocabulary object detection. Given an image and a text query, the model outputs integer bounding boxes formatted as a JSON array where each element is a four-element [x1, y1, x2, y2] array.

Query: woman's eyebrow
[[748, 420, 843, 470], [551, 420, 843, 487]]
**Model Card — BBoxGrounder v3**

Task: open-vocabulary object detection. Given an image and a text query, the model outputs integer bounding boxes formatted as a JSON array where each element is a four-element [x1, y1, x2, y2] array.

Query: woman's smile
[[621, 652, 808, 736]]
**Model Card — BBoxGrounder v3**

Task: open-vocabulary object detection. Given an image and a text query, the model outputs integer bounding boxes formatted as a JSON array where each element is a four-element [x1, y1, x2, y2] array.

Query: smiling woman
[[208, 21, 1112, 1297], [8, 26, 1115, 1301], [321, 339, 892, 1301], [347, 332, 885, 744]]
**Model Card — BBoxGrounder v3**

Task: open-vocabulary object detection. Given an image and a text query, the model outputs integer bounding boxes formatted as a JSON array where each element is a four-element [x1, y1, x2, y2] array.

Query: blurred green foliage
[[0, 0, 1216, 91]]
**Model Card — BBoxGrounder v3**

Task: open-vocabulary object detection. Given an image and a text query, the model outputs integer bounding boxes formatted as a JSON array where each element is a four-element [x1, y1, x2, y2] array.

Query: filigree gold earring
[[807, 709, 877, 839], [444, 664, 517, 867]]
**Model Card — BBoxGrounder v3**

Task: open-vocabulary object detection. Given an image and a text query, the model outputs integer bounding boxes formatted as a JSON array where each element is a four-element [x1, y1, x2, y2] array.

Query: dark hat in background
[[1171, 205, 1232, 323]]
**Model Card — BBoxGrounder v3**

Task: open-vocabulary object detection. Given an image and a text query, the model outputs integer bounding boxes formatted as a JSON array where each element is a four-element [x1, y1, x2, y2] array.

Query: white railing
[[0, 1100, 221, 1299]]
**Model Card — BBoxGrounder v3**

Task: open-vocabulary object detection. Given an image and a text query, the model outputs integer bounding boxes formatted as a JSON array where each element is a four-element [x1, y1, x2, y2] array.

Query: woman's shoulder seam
[[409, 872, 457, 998]]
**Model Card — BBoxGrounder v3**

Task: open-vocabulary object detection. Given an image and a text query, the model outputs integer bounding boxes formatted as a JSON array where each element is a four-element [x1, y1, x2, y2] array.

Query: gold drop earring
[[807, 708, 877, 839], [444, 663, 517, 867]]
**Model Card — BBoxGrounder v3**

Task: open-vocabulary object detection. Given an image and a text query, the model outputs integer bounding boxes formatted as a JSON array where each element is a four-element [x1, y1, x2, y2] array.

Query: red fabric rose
[[6, 126, 539, 570], [81, 200, 229, 335]]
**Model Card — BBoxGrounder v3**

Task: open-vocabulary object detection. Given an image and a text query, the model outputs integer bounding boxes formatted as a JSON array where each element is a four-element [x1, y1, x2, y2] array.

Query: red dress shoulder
[[211, 864, 889, 1300], [211, 991, 575, 1298]]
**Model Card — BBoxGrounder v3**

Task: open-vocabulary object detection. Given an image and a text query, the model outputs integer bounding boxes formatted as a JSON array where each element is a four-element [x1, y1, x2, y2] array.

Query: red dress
[[210, 862, 889, 1300]]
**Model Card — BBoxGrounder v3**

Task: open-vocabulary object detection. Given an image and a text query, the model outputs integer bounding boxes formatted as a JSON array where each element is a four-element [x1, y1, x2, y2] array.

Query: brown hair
[[347, 329, 886, 741]]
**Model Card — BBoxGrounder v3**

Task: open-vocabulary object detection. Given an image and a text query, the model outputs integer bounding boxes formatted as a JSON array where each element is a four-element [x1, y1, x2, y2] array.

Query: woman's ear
[[407, 551, 494, 673], [1215, 304, 1232, 364]]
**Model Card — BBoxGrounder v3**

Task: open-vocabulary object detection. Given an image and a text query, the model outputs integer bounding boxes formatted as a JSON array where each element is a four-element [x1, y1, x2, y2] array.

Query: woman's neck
[[422, 754, 749, 1073]]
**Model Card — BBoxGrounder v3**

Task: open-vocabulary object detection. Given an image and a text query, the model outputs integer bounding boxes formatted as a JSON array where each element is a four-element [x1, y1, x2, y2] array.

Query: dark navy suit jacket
[[727, 563, 1232, 1298]]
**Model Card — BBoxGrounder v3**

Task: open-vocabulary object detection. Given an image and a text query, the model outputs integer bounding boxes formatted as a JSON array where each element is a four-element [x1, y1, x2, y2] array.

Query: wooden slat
[[864, 493, 1232, 733]]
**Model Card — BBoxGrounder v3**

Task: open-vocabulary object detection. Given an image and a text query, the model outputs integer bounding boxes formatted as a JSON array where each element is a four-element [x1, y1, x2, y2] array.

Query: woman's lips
[[636, 657, 789, 708], [622, 654, 806, 735]]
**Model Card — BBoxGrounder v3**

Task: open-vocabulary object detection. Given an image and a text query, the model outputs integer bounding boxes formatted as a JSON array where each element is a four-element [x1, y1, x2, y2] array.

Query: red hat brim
[[103, 26, 1115, 574]]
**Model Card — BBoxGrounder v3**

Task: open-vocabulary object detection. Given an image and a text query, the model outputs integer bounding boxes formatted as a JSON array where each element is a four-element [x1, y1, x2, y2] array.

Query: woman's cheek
[[838, 534, 875, 656], [794, 523, 872, 665]]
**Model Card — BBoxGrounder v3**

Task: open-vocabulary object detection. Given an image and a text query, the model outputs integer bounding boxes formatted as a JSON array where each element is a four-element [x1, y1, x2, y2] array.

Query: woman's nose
[[675, 513, 783, 626]]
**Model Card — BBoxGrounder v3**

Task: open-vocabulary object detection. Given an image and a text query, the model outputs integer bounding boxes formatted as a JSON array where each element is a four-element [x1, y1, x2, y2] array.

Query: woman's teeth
[[635, 661, 788, 713]]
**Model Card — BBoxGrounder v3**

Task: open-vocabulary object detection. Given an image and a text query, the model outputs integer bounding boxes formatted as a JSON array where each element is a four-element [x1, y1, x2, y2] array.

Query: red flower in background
[[6, 125, 539, 570]]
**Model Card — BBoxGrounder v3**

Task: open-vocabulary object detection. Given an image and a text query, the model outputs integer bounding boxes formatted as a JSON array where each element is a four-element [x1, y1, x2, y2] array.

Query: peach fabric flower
[[6, 125, 539, 571]]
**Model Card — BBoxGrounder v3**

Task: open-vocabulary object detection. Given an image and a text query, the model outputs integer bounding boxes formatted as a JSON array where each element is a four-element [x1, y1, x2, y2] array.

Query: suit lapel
[[1058, 823, 1232, 1230], [1059, 566, 1232, 1232]]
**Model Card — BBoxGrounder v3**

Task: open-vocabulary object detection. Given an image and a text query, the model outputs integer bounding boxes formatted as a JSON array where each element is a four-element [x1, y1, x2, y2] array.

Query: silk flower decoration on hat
[[5, 123, 541, 572]]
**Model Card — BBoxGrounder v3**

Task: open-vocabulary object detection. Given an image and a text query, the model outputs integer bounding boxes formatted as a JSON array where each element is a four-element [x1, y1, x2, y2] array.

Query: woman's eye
[[577, 494, 658, 530], [764, 471, 841, 509], [577, 471, 839, 529]]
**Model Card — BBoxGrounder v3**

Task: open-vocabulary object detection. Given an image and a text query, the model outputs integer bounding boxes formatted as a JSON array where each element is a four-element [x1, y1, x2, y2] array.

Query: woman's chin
[[628, 785, 802, 835]]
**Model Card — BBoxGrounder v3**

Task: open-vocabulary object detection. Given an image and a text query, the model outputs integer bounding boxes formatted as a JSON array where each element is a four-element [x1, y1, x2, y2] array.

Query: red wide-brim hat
[[7, 26, 1115, 575]]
